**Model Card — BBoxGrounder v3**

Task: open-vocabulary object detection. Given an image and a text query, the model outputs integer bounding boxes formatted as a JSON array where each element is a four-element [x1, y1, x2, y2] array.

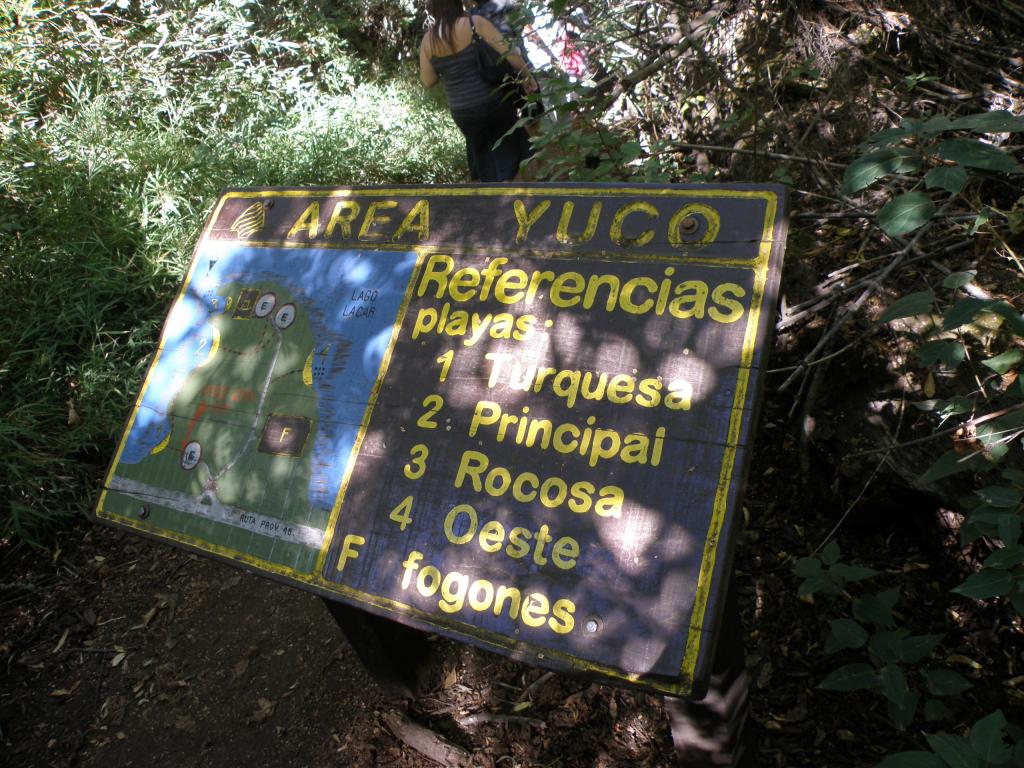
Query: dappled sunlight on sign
[[97, 184, 788, 696]]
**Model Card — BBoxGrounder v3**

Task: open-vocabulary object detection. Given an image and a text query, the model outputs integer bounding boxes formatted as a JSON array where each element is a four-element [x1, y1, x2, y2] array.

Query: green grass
[[1, 3, 464, 547]]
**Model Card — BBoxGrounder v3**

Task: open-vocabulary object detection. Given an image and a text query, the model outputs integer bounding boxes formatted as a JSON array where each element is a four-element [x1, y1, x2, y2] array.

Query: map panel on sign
[[99, 243, 418, 575]]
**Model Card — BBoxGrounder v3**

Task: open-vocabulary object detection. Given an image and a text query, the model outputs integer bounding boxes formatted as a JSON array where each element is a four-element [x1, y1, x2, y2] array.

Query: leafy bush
[[842, 111, 1024, 237], [800, 109, 1024, 764], [876, 710, 1022, 768], [881, 279, 1024, 614], [795, 542, 970, 731]]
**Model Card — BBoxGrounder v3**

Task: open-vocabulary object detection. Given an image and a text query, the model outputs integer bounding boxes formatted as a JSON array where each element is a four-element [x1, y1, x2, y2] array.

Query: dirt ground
[[8, 293, 1024, 765], [1, 521, 684, 768], [2, 398, 1021, 768]]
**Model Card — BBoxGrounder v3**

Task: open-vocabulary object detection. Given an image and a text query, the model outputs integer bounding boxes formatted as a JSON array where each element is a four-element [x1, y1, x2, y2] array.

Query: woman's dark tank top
[[431, 41, 497, 112]]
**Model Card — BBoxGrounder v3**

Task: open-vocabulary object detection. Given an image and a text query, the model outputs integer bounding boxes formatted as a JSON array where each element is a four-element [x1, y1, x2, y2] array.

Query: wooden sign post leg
[[663, 583, 751, 766], [321, 598, 431, 700]]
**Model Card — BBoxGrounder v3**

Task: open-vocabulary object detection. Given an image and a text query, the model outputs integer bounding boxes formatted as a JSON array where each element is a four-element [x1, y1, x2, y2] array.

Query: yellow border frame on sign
[[96, 186, 780, 696]]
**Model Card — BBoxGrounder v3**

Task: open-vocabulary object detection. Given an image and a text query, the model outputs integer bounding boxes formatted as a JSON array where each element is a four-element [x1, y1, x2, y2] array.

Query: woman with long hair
[[419, 0, 537, 181]]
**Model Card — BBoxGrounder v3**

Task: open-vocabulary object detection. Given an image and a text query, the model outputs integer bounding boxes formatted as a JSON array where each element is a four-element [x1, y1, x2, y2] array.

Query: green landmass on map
[[105, 280, 327, 572]]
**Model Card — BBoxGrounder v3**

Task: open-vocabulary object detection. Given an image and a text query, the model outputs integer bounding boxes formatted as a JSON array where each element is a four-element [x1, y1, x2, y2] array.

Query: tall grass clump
[[1, 0, 464, 547]]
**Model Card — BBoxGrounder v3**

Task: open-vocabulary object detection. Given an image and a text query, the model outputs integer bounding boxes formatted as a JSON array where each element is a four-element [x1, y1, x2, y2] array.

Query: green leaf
[[968, 207, 990, 236], [827, 618, 869, 652], [831, 563, 880, 582], [917, 340, 966, 368], [975, 485, 1022, 508], [855, 590, 900, 628], [970, 710, 1011, 763], [878, 192, 936, 236], [1009, 590, 1024, 615], [897, 634, 945, 664], [860, 126, 914, 149], [819, 662, 879, 691], [887, 688, 920, 730], [793, 556, 822, 577], [881, 291, 936, 322], [921, 115, 956, 135], [975, 423, 1011, 459], [620, 141, 643, 162], [938, 139, 1022, 173], [842, 148, 922, 194], [875, 752, 945, 768], [983, 349, 1024, 374], [963, 511, 1014, 544], [871, 630, 910, 664], [942, 271, 977, 289], [983, 546, 1024, 569], [922, 669, 973, 696], [951, 110, 1024, 133], [924, 697, 953, 721], [913, 397, 973, 423], [942, 298, 1024, 335], [942, 298, 997, 329], [924, 733, 979, 768], [997, 513, 1021, 546], [821, 539, 841, 565], [798, 574, 838, 597], [921, 450, 987, 483], [953, 569, 1015, 599], [925, 165, 968, 194]]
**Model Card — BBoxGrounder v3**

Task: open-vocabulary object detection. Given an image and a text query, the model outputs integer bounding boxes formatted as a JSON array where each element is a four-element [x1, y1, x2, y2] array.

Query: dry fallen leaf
[[52, 628, 69, 655], [248, 697, 275, 724], [947, 653, 983, 670], [51, 681, 81, 698], [232, 657, 249, 681], [111, 652, 126, 668], [443, 667, 458, 689]]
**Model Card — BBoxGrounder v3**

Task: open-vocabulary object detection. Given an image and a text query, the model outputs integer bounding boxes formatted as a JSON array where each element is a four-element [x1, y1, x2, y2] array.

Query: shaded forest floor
[[2, 383, 1019, 767]]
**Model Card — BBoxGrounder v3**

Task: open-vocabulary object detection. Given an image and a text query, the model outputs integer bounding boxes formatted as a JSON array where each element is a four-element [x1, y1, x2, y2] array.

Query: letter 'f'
[[336, 534, 366, 572]]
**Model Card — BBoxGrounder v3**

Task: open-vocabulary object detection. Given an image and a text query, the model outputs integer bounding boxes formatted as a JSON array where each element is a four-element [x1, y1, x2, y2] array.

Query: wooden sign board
[[96, 184, 788, 697]]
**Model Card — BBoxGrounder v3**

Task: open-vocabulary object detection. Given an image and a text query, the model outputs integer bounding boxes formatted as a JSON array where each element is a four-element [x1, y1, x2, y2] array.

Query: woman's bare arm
[[419, 35, 438, 88]]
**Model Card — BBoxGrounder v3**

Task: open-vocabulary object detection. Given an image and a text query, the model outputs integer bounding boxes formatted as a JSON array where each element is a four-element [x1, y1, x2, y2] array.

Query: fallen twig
[[846, 401, 1024, 458], [382, 708, 473, 768], [775, 201, 957, 374], [670, 142, 847, 168], [457, 711, 546, 729], [517, 670, 555, 703]]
